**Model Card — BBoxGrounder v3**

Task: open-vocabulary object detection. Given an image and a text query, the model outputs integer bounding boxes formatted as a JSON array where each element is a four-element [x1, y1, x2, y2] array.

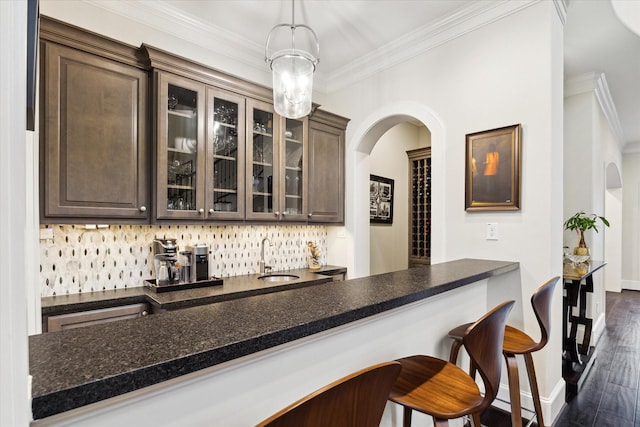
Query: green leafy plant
[[563, 211, 610, 248]]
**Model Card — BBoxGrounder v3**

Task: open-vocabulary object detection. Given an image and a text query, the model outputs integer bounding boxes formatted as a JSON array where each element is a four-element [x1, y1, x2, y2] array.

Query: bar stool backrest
[[530, 276, 560, 352], [463, 300, 515, 410], [256, 361, 401, 427]]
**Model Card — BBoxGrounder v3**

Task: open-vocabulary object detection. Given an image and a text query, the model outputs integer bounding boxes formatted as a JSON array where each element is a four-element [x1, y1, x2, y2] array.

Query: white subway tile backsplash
[[39, 224, 327, 296]]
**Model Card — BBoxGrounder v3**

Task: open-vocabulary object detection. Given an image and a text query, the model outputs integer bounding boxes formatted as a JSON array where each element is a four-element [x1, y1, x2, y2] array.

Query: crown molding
[[323, 0, 540, 92], [553, 0, 569, 25], [83, 0, 269, 76], [83, 0, 547, 95], [565, 72, 626, 152]]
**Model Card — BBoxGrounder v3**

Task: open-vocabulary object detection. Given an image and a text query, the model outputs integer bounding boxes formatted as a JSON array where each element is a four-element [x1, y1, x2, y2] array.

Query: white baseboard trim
[[622, 279, 640, 291], [493, 377, 566, 424]]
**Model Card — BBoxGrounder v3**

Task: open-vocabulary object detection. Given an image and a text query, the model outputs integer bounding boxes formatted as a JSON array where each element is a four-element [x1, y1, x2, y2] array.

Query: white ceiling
[[83, 0, 640, 152]]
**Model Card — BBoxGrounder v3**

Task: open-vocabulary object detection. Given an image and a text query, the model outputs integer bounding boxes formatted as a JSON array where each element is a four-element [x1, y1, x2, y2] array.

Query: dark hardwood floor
[[481, 290, 640, 427]]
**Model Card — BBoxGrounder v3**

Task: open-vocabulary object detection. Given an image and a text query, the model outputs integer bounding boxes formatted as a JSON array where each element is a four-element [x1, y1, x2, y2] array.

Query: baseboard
[[494, 369, 567, 424], [622, 279, 640, 291]]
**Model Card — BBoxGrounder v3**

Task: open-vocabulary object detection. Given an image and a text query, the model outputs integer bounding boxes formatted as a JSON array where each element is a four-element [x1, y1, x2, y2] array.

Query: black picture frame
[[465, 124, 522, 211], [370, 174, 394, 224]]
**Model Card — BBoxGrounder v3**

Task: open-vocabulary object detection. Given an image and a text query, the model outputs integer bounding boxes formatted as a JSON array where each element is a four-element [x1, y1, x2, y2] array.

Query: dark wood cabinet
[[308, 110, 349, 223], [38, 18, 349, 225], [45, 303, 149, 332], [40, 18, 149, 222]]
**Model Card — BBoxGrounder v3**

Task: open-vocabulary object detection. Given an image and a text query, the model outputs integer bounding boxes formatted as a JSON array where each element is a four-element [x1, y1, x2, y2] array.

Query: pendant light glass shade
[[270, 50, 315, 118], [265, 1, 319, 119]]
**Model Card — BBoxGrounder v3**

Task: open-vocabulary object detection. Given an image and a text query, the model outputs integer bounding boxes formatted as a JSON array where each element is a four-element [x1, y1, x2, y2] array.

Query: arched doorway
[[336, 102, 445, 278]]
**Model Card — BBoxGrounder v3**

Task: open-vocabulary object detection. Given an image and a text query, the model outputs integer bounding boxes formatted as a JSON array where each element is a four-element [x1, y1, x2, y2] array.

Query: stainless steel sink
[[258, 274, 300, 282]]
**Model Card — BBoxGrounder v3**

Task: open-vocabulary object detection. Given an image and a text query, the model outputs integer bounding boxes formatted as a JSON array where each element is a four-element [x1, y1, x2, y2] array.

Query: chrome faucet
[[260, 237, 273, 274]]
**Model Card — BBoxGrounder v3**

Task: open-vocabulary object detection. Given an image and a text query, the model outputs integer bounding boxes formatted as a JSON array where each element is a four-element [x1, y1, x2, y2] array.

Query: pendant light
[[265, 0, 319, 119]]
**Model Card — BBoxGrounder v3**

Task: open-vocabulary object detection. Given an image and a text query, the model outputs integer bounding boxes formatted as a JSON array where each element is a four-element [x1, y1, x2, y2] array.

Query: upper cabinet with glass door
[[246, 99, 279, 221], [155, 73, 206, 220], [207, 87, 245, 220], [281, 117, 308, 221]]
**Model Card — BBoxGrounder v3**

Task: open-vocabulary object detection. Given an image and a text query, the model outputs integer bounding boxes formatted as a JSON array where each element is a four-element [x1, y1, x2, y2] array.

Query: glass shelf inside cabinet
[[251, 108, 274, 214], [167, 84, 198, 211], [211, 97, 240, 213], [284, 118, 304, 215]]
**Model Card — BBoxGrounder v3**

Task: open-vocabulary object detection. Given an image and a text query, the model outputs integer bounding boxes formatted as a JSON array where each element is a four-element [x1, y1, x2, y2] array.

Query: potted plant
[[563, 211, 610, 256]]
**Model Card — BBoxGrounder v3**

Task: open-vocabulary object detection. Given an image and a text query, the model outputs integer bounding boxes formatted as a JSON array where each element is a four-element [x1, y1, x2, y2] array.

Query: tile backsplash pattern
[[40, 224, 327, 296]]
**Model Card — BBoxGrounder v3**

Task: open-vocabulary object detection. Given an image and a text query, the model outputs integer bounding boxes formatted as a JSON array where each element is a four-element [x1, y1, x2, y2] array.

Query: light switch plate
[[486, 223, 498, 240]]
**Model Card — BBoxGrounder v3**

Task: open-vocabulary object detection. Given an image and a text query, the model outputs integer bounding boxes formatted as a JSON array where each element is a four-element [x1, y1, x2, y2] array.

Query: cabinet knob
[[209, 209, 215, 214], [308, 213, 312, 217], [141, 310, 148, 316], [199, 208, 205, 214], [139, 206, 147, 212], [275, 211, 280, 217]]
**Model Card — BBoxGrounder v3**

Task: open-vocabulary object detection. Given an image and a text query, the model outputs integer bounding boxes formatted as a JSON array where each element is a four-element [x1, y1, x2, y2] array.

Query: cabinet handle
[[209, 209, 215, 214], [139, 206, 147, 212], [199, 208, 205, 214]]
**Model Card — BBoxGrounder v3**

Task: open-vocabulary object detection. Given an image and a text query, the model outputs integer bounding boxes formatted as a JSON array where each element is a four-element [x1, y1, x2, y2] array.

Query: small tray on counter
[[144, 277, 223, 293]]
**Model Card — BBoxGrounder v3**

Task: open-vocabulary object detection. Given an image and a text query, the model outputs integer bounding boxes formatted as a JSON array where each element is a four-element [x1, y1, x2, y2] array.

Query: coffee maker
[[187, 244, 209, 281], [153, 237, 179, 285], [153, 237, 178, 257]]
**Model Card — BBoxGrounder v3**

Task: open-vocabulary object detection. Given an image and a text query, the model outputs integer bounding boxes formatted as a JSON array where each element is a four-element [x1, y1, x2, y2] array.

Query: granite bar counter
[[30, 259, 518, 423]]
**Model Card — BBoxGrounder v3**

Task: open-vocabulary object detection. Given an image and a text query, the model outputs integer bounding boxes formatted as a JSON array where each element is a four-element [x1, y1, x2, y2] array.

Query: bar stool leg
[[504, 352, 523, 427], [403, 406, 412, 427], [449, 340, 463, 363], [524, 353, 545, 427]]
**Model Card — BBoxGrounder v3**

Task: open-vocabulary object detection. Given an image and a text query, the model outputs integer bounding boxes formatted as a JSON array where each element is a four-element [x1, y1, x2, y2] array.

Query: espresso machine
[[187, 244, 209, 281]]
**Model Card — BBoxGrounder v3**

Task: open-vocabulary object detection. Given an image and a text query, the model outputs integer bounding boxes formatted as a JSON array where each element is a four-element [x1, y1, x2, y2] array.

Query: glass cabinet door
[[246, 100, 280, 220], [207, 88, 245, 219], [156, 73, 205, 220], [281, 117, 308, 221]]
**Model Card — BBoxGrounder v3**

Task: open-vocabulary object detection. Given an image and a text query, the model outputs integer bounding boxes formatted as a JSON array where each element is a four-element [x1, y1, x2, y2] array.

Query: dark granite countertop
[[30, 259, 517, 420], [41, 265, 348, 314]]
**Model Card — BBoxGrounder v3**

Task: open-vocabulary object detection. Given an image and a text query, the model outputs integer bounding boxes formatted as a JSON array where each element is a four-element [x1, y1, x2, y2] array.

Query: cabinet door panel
[[43, 43, 148, 219], [207, 87, 246, 220], [155, 73, 206, 220], [308, 121, 344, 223]]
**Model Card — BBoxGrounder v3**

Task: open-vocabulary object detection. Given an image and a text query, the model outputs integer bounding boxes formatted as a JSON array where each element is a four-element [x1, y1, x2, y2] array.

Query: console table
[[562, 259, 606, 400]]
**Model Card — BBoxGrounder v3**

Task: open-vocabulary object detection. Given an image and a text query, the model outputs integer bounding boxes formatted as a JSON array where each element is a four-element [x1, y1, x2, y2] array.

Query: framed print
[[465, 124, 521, 211], [370, 174, 394, 224]]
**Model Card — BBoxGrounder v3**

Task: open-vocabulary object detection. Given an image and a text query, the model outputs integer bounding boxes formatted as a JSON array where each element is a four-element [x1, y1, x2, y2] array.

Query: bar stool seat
[[448, 277, 559, 427], [389, 300, 515, 427]]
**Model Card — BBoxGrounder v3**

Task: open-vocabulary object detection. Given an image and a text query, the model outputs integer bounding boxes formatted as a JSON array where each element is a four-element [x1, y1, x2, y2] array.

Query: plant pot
[[574, 247, 589, 256]]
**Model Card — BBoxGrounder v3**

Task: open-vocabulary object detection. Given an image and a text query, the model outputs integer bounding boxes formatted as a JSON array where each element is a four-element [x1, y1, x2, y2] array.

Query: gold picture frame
[[465, 124, 521, 211]]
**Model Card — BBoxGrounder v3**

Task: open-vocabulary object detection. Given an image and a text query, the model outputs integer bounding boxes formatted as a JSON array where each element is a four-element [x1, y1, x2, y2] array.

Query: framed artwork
[[370, 174, 394, 224], [465, 124, 521, 211]]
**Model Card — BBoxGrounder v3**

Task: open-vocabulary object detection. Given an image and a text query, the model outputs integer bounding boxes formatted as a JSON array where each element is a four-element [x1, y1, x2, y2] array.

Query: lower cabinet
[[45, 303, 150, 332]]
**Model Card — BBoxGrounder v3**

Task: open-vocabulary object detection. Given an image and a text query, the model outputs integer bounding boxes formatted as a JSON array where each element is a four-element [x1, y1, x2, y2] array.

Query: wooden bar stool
[[448, 277, 559, 427], [389, 300, 514, 427], [256, 361, 401, 427]]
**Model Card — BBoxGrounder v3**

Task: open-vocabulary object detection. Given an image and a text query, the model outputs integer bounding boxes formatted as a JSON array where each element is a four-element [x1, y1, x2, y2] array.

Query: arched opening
[[337, 102, 445, 278]]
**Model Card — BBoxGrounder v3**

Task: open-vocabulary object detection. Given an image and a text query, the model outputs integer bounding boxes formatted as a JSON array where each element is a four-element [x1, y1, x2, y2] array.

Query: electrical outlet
[[486, 223, 498, 240]]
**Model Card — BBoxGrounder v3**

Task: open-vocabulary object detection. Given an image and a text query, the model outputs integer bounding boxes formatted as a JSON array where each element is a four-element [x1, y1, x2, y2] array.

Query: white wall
[[1, 0, 32, 425], [369, 123, 427, 275], [323, 1, 565, 420], [622, 153, 640, 290]]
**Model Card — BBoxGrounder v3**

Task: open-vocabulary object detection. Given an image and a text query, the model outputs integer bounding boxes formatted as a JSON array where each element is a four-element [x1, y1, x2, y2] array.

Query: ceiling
[[81, 0, 640, 152]]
